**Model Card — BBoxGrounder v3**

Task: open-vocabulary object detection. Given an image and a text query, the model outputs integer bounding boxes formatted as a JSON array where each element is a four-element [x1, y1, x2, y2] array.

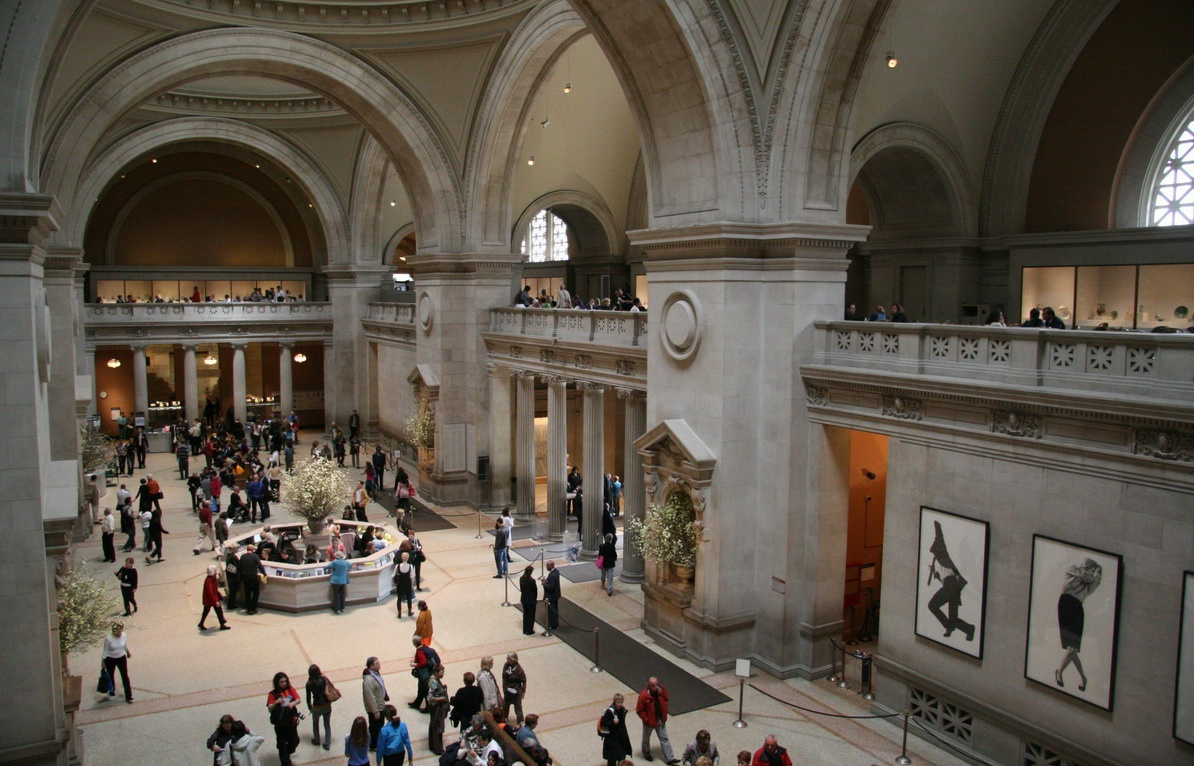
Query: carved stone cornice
[[0, 193, 62, 249], [1133, 428, 1194, 462], [881, 395, 923, 421], [992, 409, 1042, 439], [627, 221, 868, 263], [153, 0, 533, 30]]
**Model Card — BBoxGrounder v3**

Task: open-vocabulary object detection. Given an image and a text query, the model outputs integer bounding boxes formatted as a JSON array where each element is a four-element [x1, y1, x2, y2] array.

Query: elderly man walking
[[636, 676, 678, 764]]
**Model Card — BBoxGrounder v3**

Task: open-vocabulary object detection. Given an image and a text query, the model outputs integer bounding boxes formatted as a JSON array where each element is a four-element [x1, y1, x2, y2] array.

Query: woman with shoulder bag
[[304, 663, 335, 750]]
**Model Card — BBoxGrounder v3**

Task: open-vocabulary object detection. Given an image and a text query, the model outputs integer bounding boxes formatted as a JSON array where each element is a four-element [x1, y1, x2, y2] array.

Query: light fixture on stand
[[203, 353, 217, 366], [294, 353, 307, 363]]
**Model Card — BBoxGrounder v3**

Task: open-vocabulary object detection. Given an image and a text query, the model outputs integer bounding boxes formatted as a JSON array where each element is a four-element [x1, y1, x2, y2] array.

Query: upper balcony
[[487, 307, 648, 348], [806, 321, 1194, 404], [84, 302, 333, 345]]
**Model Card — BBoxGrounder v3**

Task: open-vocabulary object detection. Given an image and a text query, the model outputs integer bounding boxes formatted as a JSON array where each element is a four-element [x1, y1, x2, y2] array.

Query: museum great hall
[[2, 1, 1193, 764]]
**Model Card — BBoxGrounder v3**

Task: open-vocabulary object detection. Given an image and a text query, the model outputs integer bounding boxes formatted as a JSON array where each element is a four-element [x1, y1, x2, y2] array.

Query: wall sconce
[[203, 354, 217, 366], [885, 51, 898, 68], [294, 353, 307, 363], [106, 358, 121, 368]]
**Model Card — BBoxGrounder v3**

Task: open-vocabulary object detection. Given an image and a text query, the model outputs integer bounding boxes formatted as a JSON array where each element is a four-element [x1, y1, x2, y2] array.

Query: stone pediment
[[635, 419, 716, 486], [406, 363, 440, 397]]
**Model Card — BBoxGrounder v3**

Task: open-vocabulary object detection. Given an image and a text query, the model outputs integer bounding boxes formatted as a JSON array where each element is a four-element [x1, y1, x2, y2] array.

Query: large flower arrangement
[[80, 425, 115, 475], [628, 492, 698, 568], [404, 406, 435, 449], [286, 455, 349, 525], [58, 563, 119, 656]]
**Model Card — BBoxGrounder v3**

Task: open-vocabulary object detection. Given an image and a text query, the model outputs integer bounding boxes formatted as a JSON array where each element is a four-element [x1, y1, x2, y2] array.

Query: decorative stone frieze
[[882, 395, 923, 420], [1133, 429, 1194, 462], [805, 384, 827, 406], [616, 359, 637, 376], [539, 349, 555, 364], [574, 354, 591, 370], [991, 409, 1042, 439]]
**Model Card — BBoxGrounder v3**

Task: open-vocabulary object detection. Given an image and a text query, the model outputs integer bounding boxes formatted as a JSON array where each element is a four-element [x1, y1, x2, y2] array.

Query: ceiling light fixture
[[563, 82, 571, 94], [540, 117, 550, 128], [886, 50, 898, 68], [294, 353, 307, 363], [390, 201, 396, 207], [203, 354, 217, 366], [106, 358, 121, 368], [527, 156, 535, 166]]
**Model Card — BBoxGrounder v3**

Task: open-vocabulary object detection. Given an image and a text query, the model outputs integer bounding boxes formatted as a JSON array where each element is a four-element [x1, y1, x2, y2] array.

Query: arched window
[[1147, 111, 1194, 227], [520, 209, 570, 262]]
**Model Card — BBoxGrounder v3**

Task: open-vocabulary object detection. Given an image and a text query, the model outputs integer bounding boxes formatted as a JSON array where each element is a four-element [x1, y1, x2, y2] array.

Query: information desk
[[224, 520, 404, 613]]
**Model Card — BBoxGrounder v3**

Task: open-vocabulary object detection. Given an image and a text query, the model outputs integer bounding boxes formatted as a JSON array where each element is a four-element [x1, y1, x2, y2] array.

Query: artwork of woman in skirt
[[1055, 558, 1103, 692]]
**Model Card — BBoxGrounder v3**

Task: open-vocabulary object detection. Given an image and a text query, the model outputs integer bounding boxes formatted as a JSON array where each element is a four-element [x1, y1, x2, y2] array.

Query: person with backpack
[[408, 635, 440, 712], [492, 520, 509, 578], [304, 663, 337, 751], [600, 693, 632, 766]]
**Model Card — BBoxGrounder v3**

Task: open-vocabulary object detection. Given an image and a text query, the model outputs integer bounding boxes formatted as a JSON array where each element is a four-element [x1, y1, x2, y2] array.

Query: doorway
[[843, 430, 888, 643]]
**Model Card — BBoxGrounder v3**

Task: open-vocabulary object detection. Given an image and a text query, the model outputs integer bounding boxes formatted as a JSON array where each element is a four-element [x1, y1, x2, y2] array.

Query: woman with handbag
[[266, 671, 302, 766], [598, 534, 618, 596], [101, 621, 133, 702], [394, 467, 413, 514], [304, 663, 338, 750]]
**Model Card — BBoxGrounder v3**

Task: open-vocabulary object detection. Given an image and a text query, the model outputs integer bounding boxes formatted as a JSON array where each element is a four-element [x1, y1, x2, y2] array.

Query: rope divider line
[[747, 682, 901, 720]]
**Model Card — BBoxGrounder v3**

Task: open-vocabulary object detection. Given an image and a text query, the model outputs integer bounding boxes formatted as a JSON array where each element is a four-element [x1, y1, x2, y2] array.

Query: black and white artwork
[[1025, 535, 1123, 711], [1174, 571, 1194, 744], [915, 507, 989, 659]]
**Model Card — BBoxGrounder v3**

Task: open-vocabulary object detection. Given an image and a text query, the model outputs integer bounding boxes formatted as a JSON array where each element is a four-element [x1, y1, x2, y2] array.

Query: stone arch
[[384, 223, 418, 268], [41, 27, 460, 252], [0, 1, 63, 191], [1114, 57, 1194, 228], [848, 122, 975, 238], [349, 134, 394, 265], [511, 190, 618, 259], [66, 117, 349, 263], [979, 0, 1120, 236]]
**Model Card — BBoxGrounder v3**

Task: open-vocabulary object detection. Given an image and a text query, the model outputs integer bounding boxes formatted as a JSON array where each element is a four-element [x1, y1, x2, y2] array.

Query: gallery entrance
[[842, 429, 888, 644]]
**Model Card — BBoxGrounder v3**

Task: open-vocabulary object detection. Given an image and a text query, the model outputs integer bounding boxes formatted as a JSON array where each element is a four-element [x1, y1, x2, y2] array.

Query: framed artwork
[[915, 507, 990, 659], [1174, 571, 1194, 744], [1024, 535, 1123, 711]]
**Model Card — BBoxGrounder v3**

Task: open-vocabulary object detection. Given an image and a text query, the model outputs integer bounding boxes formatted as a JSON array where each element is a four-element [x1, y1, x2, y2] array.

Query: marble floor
[[70, 439, 968, 766]]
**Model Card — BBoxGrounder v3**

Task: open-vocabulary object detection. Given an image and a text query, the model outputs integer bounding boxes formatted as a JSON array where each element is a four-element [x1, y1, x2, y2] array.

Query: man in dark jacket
[[238, 544, 266, 614]]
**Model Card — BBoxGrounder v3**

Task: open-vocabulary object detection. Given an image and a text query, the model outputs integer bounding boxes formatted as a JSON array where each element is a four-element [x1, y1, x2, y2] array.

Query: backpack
[[440, 741, 462, 766], [421, 645, 441, 669], [597, 707, 614, 737]]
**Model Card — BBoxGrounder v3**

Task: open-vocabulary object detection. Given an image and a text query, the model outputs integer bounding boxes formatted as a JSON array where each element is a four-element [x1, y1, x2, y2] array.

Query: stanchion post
[[894, 708, 912, 765], [501, 572, 511, 607], [827, 638, 840, 684], [590, 628, 603, 673], [475, 510, 484, 539], [860, 651, 874, 700], [836, 640, 849, 689], [732, 658, 750, 728]]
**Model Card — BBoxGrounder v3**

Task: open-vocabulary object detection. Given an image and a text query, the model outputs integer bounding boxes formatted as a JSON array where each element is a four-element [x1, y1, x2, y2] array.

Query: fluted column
[[514, 371, 536, 520], [182, 345, 199, 421], [487, 364, 514, 510], [579, 382, 606, 559], [231, 342, 247, 423], [279, 342, 294, 418], [131, 345, 148, 417], [618, 388, 647, 583], [543, 374, 569, 542]]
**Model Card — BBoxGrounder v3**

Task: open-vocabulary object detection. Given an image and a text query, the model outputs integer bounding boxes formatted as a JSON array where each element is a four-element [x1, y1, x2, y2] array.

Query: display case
[[1021, 263, 1194, 330]]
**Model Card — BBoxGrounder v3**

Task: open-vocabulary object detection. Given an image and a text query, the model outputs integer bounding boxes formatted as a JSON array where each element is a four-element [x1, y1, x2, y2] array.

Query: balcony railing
[[487, 307, 648, 348], [364, 303, 416, 325], [86, 302, 332, 324], [810, 321, 1194, 402]]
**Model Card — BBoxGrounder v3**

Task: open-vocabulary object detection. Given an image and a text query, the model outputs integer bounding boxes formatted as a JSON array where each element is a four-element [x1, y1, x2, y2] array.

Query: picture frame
[[915, 506, 990, 659], [1174, 571, 1194, 744], [1024, 535, 1123, 711]]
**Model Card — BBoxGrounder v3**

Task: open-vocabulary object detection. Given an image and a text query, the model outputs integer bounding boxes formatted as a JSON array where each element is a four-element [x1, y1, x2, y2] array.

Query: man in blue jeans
[[492, 520, 509, 578]]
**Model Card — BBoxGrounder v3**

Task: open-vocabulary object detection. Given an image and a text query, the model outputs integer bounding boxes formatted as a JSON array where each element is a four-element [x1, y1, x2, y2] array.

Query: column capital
[[486, 362, 512, 378], [230, 341, 249, 350], [129, 343, 147, 353], [278, 340, 294, 350], [540, 373, 570, 386], [180, 344, 198, 352], [615, 387, 646, 400], [576, 381, 607, 393], [513, 369, 537, 380]]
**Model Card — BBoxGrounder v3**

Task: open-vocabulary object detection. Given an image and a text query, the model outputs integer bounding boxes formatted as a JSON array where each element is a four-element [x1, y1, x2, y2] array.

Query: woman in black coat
[[600, 693, 632, 766], [519, 566, 538, 636], [598, 534, 618, 596]]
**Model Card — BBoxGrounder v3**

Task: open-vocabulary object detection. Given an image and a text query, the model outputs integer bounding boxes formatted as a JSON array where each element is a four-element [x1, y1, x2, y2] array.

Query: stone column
[[543, 374, 569, 541], [579, 381, 606, 558], [131, 344, 148, 417], [322, 339, 336, 431], [231, 342, 247, 423], [514, 370, 536, 521], [278, 342, 294, 418], [84, 347, 97, 416], [182, 345, 199, 421], [487, 364, 513, 511], [618, 388, 647, 584]]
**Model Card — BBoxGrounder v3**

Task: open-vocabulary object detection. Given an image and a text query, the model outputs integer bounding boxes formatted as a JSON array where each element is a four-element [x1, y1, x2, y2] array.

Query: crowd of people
[[96, 284, 305, 304], [513, 284, 645, 312]]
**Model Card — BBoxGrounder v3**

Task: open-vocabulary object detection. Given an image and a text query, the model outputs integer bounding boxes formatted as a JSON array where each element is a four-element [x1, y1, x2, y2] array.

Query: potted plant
[[628, 492, 698, 582], [404, 403, 436, 472], [286, 455, 349, 534], [58, 563, 118, 675]]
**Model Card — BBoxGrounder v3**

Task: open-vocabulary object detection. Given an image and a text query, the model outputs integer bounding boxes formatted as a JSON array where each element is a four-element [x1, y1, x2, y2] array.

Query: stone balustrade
[[365, 302, 416, 325], [86, 301, 332, 324], [812, 321, 1194, 402], [488, 307, 648, 347]]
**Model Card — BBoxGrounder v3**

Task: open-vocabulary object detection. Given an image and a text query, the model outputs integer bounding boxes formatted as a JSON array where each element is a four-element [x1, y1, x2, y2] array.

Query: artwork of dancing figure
[[926, 521, 975, 641], [1055, 558, 1103, 692]]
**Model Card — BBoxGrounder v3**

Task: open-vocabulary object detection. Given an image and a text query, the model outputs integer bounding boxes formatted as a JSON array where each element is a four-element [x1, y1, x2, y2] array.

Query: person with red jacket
[[751, 736, 792, 766], [198, 565, 230, 630], [636, 677, 678, 764]]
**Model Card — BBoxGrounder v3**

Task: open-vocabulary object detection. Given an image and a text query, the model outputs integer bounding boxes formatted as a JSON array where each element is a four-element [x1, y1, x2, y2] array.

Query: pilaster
[[486, 364, 514, 511], [579, 381, 606, 558], [617, 388, 646, 583], [543, 374, 569, 541], [514, 370, 536, 521]]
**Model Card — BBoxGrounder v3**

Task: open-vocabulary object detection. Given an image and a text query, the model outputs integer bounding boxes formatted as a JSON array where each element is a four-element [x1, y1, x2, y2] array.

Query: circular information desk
[[223, 520, 405, 613]]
